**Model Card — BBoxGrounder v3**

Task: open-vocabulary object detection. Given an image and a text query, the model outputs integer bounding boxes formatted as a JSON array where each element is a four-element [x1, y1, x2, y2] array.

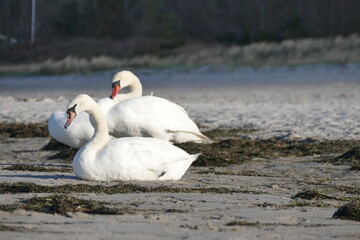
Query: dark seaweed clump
[[48, 148, 77, 161], [4, 126, 359, 168], [225, 221, 259, 226], [0, 224, 24, 232], [292, 189, 353, 201], [0, 122, 48, 138], [3, 164, 72, 173], [331, 147, 360, 170], [41, 138, 77, 160], [178, 137, 360, 167], [0, 182, 251, 195], [292, 190, 337, 200], [41, 138, 70, 151], [43, 129, 360, 167], [0, 194, 133, 216], [332, 201, 360, 221]]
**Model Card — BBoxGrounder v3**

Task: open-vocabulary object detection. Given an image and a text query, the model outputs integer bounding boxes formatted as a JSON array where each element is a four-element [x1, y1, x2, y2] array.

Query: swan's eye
[[66, 104, 77, 114], [112, 81, 120, 89]]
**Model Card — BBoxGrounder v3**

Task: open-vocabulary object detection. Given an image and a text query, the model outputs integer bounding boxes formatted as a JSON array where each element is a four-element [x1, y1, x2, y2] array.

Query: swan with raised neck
[[65, 94, 199, 181]]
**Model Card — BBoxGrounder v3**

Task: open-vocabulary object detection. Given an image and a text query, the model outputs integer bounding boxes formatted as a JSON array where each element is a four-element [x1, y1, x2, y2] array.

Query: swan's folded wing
[[102, 137, 189, 168]]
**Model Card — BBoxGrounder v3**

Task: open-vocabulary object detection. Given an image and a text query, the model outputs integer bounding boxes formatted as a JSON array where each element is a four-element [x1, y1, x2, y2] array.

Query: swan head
[[110, 70, 138, 99], [64, 94, 93, 129]]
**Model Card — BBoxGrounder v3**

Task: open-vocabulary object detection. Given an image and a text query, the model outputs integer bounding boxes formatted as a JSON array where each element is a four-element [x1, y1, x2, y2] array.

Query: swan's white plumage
[[74, 137, 200, 181], [106, 95, 211, 143], [109, 71, 211, 143], [48, 70, 142, 148], [48, 70, 211, 148], [48, 111, 94, 148], [67, 94, 199, 181]]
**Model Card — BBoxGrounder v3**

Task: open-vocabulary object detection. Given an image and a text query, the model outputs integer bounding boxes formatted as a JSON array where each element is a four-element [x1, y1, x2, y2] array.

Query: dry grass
[[0, 34, 359, 76]]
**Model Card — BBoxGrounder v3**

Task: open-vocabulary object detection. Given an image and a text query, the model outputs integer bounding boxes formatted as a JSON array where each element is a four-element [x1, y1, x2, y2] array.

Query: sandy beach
[[0, 64, 360, 239]]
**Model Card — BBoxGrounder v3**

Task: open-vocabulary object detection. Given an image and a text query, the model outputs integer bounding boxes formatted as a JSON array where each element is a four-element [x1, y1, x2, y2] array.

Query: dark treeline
[[1, 0, 360, 44], [0, 0, 359, 63]]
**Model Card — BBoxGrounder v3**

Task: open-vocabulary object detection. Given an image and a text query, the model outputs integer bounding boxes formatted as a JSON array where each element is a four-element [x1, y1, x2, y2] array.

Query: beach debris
[[333, 201, 360, 221]]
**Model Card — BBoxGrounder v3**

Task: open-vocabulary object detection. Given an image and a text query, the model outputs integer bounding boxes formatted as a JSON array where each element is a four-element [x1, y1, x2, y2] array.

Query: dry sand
[[0, 64, 360, 239]]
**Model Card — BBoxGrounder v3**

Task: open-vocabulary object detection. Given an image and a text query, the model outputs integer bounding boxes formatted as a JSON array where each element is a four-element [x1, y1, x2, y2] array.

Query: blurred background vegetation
[[0, 0, 359, 68]]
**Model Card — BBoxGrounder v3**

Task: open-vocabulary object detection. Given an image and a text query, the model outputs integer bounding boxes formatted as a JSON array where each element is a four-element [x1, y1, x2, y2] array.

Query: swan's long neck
[[86, 101, 109, 149], [129, 75, 142, 97], [118, 75, 142, 101]]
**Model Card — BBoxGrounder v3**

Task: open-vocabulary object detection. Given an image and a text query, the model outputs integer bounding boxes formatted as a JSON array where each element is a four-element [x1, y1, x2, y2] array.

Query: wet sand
[[0, 131, 359, 239]]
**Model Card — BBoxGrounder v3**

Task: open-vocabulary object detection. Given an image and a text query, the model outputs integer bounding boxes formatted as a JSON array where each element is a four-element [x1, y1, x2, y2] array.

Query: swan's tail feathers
[[166, 130, 213, 144], [191, 153, 201, 161], [190, 153, 201, 165], [159, 153, 201, 181], [200, 135, 213, 144]]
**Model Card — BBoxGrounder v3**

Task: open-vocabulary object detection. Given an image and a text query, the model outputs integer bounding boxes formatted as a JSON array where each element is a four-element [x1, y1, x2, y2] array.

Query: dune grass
[[1, 34, 359, 76]]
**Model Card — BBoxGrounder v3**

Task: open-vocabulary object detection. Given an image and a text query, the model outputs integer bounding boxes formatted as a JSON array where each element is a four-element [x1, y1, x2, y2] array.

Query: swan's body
[[66, 94, 199, 181], [48, 71, 142, 148], [110, 71, 211, 144], [106, 95, 211, 143], [49, 111, 94, 148]]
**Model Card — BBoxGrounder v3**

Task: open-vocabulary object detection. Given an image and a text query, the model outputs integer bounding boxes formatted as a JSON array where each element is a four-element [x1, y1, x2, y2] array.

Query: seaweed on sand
[[225, 221, 260, 226], [41, 138, 69, 151], [333, 201, 360, 221], [292, 190, 337, 200], [177, 135, 360, 167], [36, 128, 360, 167], [0, 194, 133, 216], [3, 163, 72, 173], [0, 122, 48, 138], [0, 224, 25, 232], [292, 189, 352, 201], [47, 148, 77, 161], [41, 138, 77, 160], [330, 146, 360, 170], [0, 182, 254, 195]]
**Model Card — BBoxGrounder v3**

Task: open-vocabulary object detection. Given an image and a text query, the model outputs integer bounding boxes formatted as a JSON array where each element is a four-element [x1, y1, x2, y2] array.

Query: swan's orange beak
[[64, 111, 76, 129], [111, 85, 121, 99]]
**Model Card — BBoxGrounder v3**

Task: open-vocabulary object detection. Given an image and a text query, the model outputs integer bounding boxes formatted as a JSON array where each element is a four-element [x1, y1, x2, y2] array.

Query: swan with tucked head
[[65, 94, 199, 181]]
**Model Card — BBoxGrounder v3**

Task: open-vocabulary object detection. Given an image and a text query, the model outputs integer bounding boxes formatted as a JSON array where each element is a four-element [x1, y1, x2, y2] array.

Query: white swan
[[48, 111, 94, 148], [49, 70, 211, 148], [105, 96, 211, 143], [65, 94, 199, 181], [48, 71, 142, 148], [110, 72, 212, 144]]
